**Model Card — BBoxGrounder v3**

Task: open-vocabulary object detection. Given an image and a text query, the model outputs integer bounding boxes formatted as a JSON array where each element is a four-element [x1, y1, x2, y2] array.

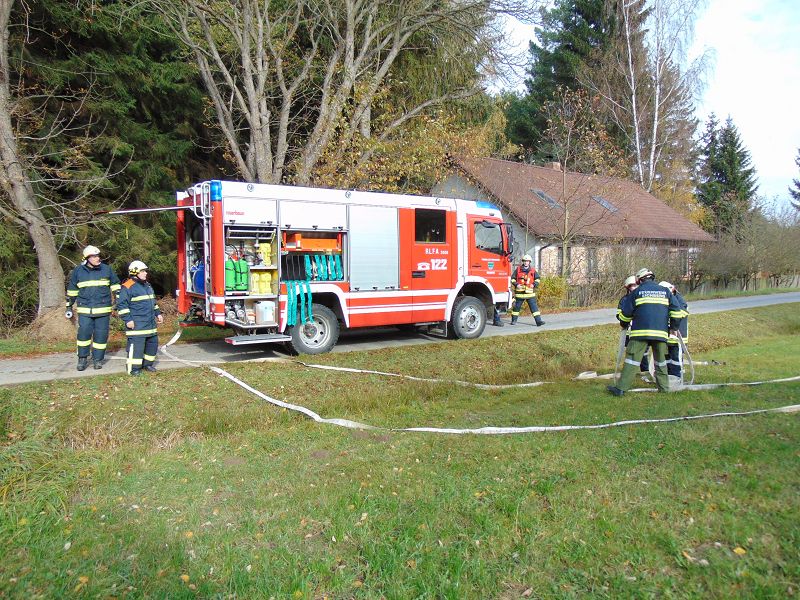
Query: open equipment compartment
[[222, 224, 280, 329]]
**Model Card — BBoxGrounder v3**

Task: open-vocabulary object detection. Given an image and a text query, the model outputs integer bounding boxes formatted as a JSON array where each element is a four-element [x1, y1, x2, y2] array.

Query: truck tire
[[286, 304, 340, 354], [449, 296, 486, 340]]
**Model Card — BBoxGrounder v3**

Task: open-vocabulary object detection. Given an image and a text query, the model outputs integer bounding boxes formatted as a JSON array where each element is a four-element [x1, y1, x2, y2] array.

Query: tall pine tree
[[698, 114, 758, 235], [505, 0, 615, 159], [790, 148, 800, 210]]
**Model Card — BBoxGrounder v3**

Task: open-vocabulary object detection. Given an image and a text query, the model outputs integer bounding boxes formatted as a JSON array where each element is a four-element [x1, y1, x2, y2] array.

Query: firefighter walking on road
[[65, 245, 121, 371], [510, 254, 545, 326], [608, 267, 685, 396], [117, 261, 163, 376]]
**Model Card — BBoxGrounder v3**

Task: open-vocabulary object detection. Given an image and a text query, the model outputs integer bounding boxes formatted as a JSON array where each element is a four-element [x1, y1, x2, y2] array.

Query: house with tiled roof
[[432, 157, 714, 283]]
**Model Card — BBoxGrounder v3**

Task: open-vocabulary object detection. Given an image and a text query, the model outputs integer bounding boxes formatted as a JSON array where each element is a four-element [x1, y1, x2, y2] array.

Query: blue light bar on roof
[[475, 201, 499, 210], [210, 180, 222, 201]]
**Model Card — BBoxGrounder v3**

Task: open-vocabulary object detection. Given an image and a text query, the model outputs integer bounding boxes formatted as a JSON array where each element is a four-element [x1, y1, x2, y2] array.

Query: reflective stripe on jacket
[[65, 262, 121, 313], [511, 266, 539, 298], [117, 278, 161, 336], [666, 290, 689, 344], [619, 280, 684, 342]]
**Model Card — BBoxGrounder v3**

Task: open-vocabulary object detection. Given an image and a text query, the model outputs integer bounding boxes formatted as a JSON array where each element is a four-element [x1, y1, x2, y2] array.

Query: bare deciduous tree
[[0, 0, 126, 317], [148, 0, 534, 185], [581, 0, 708, 193], [540, 87, 627, 277]]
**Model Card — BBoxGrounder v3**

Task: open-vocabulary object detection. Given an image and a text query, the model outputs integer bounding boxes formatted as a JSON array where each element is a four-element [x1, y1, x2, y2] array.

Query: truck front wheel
[[449, 296, 486, 340], [286, 304, 340, 354]]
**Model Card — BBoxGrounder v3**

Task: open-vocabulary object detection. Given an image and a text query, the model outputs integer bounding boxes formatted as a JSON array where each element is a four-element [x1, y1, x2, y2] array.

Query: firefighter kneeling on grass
[[117, 261, 163, 376], [510, 254, 545, 326], [607, 267, 684, 396]]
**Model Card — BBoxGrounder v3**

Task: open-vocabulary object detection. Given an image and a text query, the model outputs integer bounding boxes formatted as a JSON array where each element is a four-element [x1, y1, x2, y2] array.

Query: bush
[[537, 276, 567, 310]]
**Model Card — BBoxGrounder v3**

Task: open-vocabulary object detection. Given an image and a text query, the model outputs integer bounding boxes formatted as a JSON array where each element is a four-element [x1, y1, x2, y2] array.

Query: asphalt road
[[2, 292, 798, 387]]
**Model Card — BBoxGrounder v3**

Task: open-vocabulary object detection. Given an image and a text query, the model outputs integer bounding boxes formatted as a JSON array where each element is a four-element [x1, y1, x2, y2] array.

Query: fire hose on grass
[[156, 330, 800, 435]]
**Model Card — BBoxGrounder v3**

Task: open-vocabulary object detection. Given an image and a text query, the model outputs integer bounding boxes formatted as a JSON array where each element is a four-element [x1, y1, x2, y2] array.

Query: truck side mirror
[[501, 223, 515, 256]]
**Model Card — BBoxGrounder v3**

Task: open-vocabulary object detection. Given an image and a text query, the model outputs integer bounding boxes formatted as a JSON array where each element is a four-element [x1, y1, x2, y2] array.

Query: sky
[[501, 0, 800, 205]]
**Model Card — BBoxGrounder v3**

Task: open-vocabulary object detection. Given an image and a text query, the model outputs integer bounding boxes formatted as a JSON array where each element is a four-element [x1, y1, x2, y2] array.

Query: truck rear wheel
[[286, 304, 340, 354], [449, 296, 486, 340]]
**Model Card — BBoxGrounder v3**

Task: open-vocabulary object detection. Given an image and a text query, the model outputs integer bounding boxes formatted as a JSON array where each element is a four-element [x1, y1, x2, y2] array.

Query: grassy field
[[1, 305, 798, 598]]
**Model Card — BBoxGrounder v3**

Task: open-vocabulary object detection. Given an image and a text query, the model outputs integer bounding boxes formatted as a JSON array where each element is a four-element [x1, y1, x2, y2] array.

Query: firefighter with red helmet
[[509, 254, 545, 326], [117, 260, 163, 376], [65, 245, 121, 371]]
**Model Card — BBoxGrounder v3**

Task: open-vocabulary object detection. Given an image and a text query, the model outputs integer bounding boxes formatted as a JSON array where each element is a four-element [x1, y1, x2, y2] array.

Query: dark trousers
[[125, 334, 159, 373], [511, 296, 542, 320], [618, 339, 669, 391], [77, 314, 110, 361], [666, 343, 682, 377]]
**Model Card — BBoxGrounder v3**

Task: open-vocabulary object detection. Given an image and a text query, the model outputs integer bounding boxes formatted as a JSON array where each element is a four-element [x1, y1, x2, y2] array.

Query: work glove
[[534, 281, 540, 288], [65, 309, 73, 319], [619, 321, 628, 329]]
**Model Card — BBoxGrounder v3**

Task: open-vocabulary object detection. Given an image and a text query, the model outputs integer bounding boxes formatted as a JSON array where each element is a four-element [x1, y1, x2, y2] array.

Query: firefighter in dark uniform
[[659, 281, 689, 382], [65, 245, 121, 371], [607, 267, 685, 395], [616, 275, 650, 375], [117, 260, 163, 376], [509, 254, 545, 326]]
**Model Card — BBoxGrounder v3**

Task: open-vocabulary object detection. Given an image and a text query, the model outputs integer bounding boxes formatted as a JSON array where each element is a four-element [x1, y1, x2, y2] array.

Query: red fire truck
[[174, 180, 514, 354]]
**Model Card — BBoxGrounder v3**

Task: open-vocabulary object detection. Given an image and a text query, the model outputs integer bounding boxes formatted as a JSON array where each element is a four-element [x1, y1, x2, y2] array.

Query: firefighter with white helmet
[[509, 254, 545, 326], [659, 281, 689, 382], [65, 245, 121, 371], [608, 267, 685, 395], [616, 274, 649, 375], [117, 260, 163, 376]]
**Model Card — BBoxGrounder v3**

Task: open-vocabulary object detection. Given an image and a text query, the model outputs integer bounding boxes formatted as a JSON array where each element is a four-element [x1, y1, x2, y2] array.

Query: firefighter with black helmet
[[117, 260, 163, 376], [607, 267, 685, 395], [509, 254, 545, 326], [65, 245, 121, 371]]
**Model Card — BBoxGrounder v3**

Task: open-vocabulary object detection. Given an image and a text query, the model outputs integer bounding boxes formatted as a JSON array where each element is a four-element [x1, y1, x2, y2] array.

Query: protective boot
[[510, 316, 518, 325], [492, 318, 504, 327], [143, 365, 157, 373], [535, 318, 545, 327], [93, 359, 103, 370], [77, 356, 88, 371]]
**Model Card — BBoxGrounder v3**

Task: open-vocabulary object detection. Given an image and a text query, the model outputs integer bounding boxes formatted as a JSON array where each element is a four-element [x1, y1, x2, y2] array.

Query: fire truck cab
[[176, 180, 514, 354]]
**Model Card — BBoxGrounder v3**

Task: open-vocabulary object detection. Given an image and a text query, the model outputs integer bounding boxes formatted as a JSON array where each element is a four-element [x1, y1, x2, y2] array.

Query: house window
[[687, 248, 698, 276], [415, 209, 446, 243], [531, 189, 561, 209], [587, 247, 599, 278], [591, 195, 619, 213]]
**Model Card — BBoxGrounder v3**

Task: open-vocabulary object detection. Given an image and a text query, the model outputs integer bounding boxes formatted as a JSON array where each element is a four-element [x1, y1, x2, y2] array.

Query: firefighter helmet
[[82, 245, 101, 258], [128, 260, 148, 275], [659, 281, 675, 292], [623, 275, 637, 288], [635, 267, 654, 281], [521, 254, 533, 262]]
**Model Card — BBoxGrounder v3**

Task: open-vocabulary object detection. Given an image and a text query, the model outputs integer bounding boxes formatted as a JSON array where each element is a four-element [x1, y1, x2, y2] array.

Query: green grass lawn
[[1, 305, 798, 598]]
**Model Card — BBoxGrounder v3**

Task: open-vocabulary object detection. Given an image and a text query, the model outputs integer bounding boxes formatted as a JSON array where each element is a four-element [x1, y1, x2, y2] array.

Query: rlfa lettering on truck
[[174, 180, 515, 354]]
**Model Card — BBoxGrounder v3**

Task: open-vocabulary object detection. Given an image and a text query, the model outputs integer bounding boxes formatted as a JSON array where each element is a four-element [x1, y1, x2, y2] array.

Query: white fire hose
[[156, 330, 800, 436]]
